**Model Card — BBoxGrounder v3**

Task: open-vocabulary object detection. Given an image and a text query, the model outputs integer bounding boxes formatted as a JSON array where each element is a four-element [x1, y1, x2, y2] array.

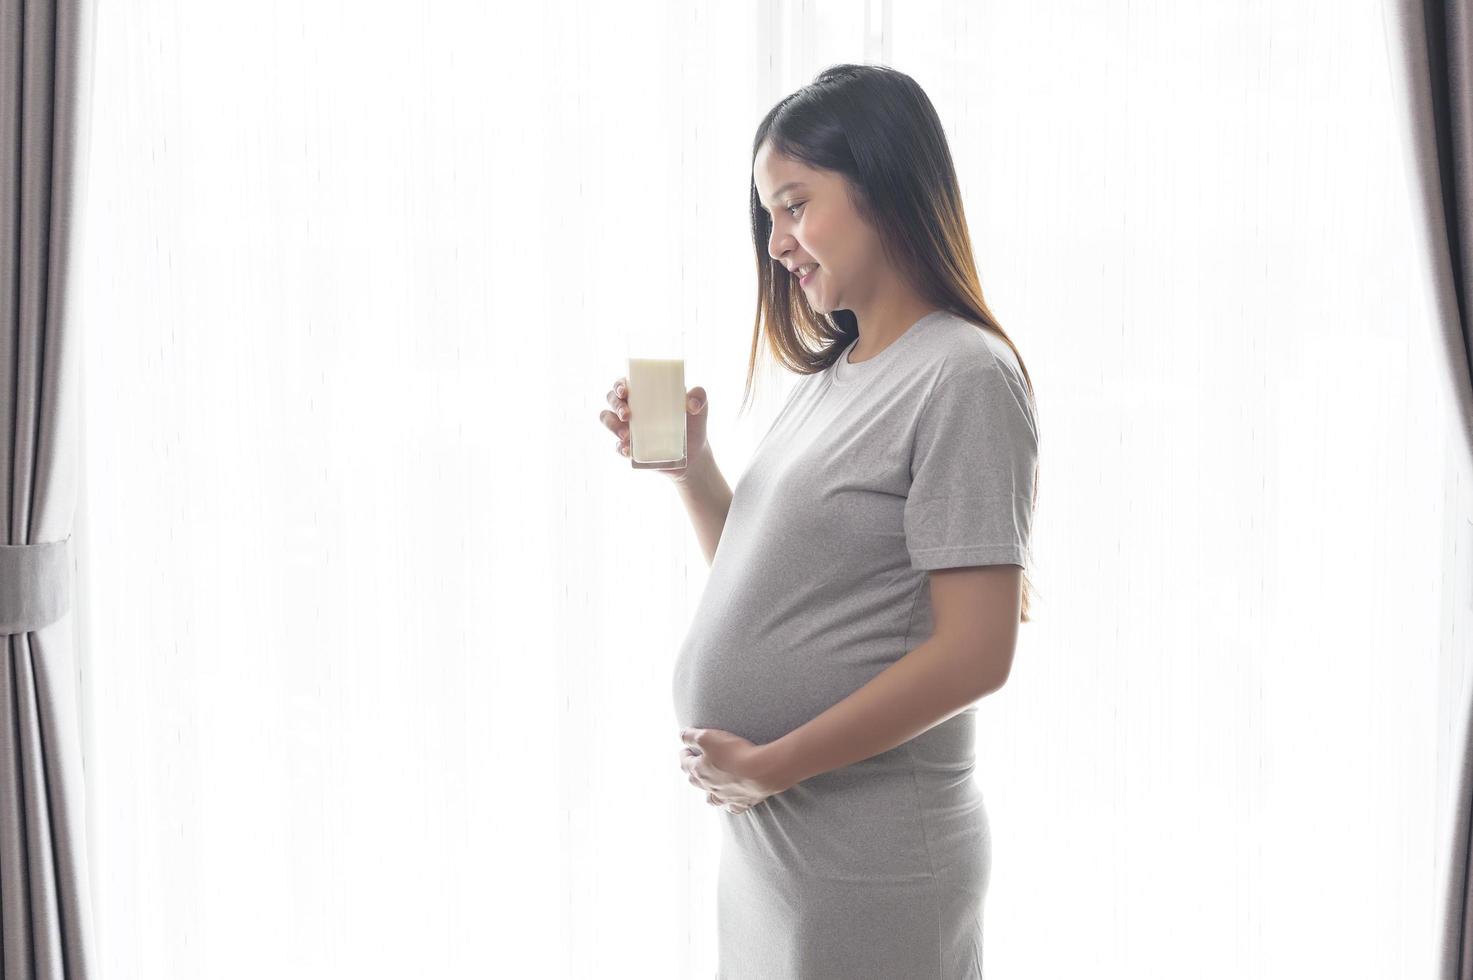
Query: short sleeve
[[903, 357, 1038, 570]]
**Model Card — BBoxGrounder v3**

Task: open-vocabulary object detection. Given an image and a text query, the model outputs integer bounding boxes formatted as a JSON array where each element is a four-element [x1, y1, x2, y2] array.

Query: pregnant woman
[[600, 64, 1039, 979]]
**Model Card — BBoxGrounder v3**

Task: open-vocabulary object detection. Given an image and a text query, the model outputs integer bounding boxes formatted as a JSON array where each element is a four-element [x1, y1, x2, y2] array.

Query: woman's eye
[[786, 202, 804, 218]]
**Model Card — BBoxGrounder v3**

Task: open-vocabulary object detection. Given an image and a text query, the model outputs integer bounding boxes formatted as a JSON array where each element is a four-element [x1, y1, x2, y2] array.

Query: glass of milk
[[626, 342, 687, 470]]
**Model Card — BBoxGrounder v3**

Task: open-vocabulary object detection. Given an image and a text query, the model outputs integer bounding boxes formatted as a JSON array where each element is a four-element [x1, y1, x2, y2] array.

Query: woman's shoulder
[[922, 313, 1025, 385]]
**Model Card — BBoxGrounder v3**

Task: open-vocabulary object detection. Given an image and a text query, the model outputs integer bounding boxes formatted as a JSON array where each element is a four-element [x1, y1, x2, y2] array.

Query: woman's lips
[[800, 266, 818, 286]]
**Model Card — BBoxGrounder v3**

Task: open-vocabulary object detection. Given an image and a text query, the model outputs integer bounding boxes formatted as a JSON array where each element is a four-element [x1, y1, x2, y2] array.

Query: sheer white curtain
[[73, 1, 1467, 978]]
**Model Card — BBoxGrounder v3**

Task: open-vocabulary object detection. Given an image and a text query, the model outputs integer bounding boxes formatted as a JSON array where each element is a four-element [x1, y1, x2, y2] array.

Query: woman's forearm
[[673, 444, 732, 567], [763, 635, 1005, 790]]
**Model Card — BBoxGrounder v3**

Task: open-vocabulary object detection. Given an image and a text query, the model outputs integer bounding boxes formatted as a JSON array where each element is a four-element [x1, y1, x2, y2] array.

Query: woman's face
[[753, 142, 883, 315]]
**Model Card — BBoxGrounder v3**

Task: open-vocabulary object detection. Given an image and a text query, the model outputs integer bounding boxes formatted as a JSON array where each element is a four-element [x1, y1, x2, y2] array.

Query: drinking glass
[[625, 345, 687, 470]]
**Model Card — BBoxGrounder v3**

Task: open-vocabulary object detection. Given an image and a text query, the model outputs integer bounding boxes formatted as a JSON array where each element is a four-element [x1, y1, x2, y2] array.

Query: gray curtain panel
[[1391, 1, 1473, 978], [1, 0, 98, 977], [1421, 0, 1473, 386]]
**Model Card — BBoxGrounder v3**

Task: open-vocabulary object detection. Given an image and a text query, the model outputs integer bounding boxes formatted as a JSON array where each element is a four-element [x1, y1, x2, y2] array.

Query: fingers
[[706, 792, 748, 814], [688, 758, 749, 813], [605, 384, 628, 421], [707, 792, 746, 813], [600, 409, 631, 455], [685, 750, 711, 794], [602, 378, 631, 456]]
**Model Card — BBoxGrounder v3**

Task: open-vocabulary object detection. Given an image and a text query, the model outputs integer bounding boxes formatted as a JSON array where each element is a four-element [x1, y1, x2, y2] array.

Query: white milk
[[626, 357, 687, 468]]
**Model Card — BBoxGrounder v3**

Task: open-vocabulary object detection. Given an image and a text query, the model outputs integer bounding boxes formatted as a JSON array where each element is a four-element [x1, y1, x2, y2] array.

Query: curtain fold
[[1420, 0, 1473, 383], [0, 0, 98, 977], [1386, 1, 1473, 978]]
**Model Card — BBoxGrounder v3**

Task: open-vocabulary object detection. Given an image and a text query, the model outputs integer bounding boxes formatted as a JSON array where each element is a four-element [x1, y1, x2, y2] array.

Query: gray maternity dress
[[671, 309, 1039, 979]]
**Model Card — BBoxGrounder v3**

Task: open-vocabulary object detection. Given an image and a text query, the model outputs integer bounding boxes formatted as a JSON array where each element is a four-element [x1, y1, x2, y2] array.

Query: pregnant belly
[[673, 632, 982, 778], [673, 627, 905, 746]]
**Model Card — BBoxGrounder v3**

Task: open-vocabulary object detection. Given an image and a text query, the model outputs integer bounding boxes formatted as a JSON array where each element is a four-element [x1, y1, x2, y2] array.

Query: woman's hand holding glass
[[599, 376, 709, 483]]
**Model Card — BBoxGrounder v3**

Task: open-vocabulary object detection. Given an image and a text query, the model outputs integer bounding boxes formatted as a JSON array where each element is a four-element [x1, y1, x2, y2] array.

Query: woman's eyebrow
[[758, 181, 807, 210]]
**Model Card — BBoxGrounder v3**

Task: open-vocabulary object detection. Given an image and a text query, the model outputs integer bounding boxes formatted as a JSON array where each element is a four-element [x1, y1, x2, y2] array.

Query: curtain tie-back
[[0, 536, 73, 635]]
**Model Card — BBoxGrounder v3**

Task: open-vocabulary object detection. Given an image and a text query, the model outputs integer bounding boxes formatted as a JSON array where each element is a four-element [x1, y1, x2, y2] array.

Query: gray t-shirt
[[670, 308, 1038, 978], [672, 307, 1038, 749]]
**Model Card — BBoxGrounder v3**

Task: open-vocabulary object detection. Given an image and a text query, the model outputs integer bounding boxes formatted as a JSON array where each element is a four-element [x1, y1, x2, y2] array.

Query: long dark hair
[[742, 63, 1041, 622]]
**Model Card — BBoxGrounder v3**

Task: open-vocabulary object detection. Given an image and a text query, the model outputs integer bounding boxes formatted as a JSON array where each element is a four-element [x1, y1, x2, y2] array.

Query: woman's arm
[[672, 443, 732, 567], [760, 624, 1011, 791]]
